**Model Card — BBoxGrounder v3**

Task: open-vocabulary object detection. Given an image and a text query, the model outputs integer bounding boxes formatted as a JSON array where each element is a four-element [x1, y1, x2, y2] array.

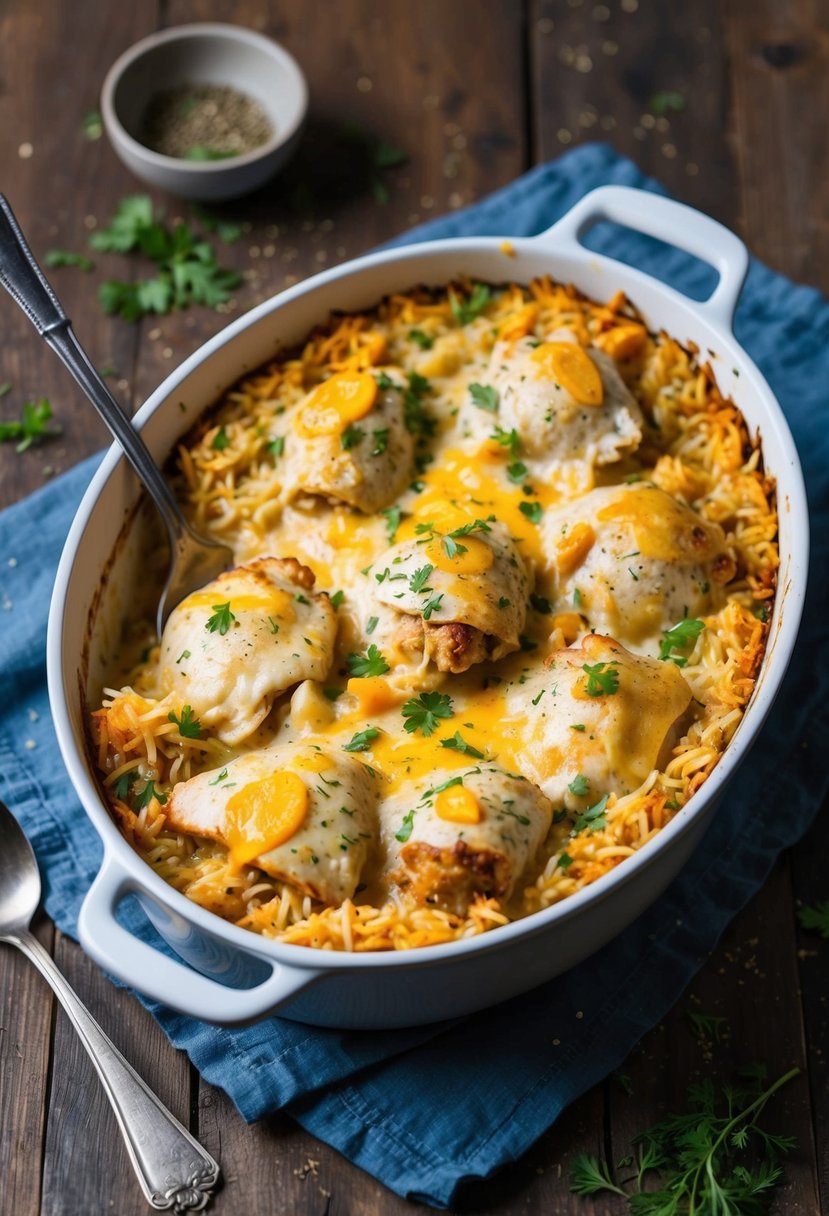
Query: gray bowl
[[101, 23, 308, 201]]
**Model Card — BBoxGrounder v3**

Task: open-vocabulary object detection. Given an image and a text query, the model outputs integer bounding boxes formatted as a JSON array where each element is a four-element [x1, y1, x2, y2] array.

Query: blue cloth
[[1, 142, 827, 1208]]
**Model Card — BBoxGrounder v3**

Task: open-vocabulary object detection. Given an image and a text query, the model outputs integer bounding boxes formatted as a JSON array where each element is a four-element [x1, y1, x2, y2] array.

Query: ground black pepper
[[141, 83, 273, 160]]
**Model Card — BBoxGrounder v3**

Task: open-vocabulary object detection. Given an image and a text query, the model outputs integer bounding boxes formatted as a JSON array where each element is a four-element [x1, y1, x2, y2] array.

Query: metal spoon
[[0, 194, 232, 637], [0, 798, 220, 1213]]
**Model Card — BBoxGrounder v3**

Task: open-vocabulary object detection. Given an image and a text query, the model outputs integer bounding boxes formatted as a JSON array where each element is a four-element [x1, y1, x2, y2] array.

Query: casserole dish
[[48, 186, 808, 1029]]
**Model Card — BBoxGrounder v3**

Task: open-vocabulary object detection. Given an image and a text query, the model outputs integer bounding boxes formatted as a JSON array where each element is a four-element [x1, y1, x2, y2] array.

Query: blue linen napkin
[[1, 141, 827, 1208]]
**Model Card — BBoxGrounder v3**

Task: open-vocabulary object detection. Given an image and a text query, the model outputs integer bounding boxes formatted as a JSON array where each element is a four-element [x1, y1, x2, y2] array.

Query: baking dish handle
[[78, 854, 320, 1025], [536, 185, 749, 330]]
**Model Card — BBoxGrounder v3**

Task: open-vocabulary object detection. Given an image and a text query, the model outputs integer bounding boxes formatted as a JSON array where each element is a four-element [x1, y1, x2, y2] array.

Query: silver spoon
[[0, 798, 220, 1213], [0, 194, 233, 637]]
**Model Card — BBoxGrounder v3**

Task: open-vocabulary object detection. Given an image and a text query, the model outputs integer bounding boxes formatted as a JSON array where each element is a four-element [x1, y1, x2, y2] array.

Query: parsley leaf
[[582, 661, 619, 697], [395, 808, 416, 842], [422, 593, 444, 620], [211, 425, 230, 451], [371, 427, 389, 455], [409, 328, 434, 349], [268, 435, 285, 458], [91, 195, 241, 320], [343, 727, 380, 752], [346, 644, 390, 677], [568, 774, 590, 797], [450, 282, 492, 326], [571, 794, 609, 834], [519, 500, 543, 524], [440, 731, 485, 759], [401, 690, 454, 736], [797, 900, 829, 938], [529, 593, 552, 614], [381, 505, 403, 542], [167, 704, 202, 739], [659, 618, 705, 666], [136, 779, 168, 809], [205, 601, 235, 635], [341, 424, 364, 450], [329, 590, 345, 608], [402, 370, 435, 436], [45, 249, 95, 272], [507, 460, 529, 484], [0, 398, 60, 452], [409, 564, 434, 593], [469, 382, 499, 413], [491, 426, 521, 457]]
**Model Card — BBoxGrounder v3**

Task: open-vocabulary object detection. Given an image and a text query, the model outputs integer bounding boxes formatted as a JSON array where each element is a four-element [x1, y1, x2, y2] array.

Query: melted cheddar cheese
[[94, 277, 776, 952]]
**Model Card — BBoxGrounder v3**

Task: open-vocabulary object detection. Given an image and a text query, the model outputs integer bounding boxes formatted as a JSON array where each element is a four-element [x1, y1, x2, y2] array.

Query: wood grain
[[39, 929, 192, 1216], [0, 1, 826, 1212], [0, 919, 54, 1216]]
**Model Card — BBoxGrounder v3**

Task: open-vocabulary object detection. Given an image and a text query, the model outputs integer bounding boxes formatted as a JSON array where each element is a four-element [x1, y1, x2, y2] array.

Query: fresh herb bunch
[[570, 1065, 799, 1214], [90, 195, 241, 321]]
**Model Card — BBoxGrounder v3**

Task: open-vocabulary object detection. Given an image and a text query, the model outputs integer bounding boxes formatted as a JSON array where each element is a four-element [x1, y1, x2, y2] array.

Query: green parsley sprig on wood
[[570, 1065, 799, 1215], [89, 195, 242, 321]]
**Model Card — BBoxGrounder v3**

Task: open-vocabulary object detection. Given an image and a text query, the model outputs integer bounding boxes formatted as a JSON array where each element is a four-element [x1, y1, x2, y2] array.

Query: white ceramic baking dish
[[47, 186, 809, 1029]]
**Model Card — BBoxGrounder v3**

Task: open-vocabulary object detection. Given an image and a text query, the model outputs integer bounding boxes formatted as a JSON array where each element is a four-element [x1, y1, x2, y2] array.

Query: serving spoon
[[0, 798, 220, 1213], [0, 194, 233, 636]]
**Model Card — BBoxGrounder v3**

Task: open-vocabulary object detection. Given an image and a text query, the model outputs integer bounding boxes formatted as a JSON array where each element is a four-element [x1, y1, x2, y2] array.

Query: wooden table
[[0, 2, 826, 1212]]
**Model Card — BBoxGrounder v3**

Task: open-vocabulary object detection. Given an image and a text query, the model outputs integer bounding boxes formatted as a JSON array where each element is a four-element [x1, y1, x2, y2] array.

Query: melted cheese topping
[[96, 278, 776, 948]]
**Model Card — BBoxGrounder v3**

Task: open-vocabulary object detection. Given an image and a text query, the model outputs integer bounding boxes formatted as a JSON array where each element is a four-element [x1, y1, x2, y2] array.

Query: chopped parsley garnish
[[329, 589, 345, 608], [469, 382, 499, 413], [381, 505, 403, 541], [507, 460, 529, 484], [439, 731, 485, 759], [366, 616, 379, 634], [375, 371, 395, 391], [343, 727, 380, 752], [395, 808, 416, 842], [557, 852, 574, 871], [571, 793, 609, 834], [175, 650, 191, 664], [573, 587, 583, 609], [268, 435, 285, 458], [409, 564, 434, 593], [341, 424, 364, 450], [519, 634, 538, 651], [449, 282, 491, 326], [490, 425, 521, 457], [582, 661, 619, 696], [570, 723, 586, 732], [211, 426, 230, 451], [498, 596, 511, 609], [659, 618, 705, 666], [401, 690, 454, 736], [136, 780, 168, 809], [422, 594, 444, 620], [442, 534, 467, 559], [519, 500, 543, 524], [371, 428, 389, 455], [267, 616, 280, 634], [45, 249, 95, 272], [323, 686, 343, 701], [208, 768, 229, 786], [113, 772, 134, 801], [167, 704, 202, 739], [409, 328, 434, 349], [91, 195, 241, 321], [449, 517, 494, 538], [205, 601, 235, 635], [797, 900, 829, 938], [529, 593, 552, 614], [295, 592, 310, 605], [568, 774, 590, 797], [403, 370, 435, 436], [346, 644, 390, 677], [0, 397, 59, 453]]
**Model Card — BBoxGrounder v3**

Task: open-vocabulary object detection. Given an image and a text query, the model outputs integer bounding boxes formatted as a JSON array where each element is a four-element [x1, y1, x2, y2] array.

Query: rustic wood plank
[[0, 918, 54, 1216], [39, 930, 192, 1216], [195, 1080, 613, 1215], [529, 0, 740, 228], [725, 0, 829, 287], [0, 2, 158, 509], [126, 0, 530, 412]]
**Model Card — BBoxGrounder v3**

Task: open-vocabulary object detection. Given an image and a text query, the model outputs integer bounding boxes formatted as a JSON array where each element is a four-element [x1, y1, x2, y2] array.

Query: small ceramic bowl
[[101, 23, 308, 202]]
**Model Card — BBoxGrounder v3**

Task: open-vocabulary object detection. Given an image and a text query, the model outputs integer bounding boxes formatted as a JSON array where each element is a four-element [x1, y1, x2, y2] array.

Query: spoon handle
[[0, 193, 190, 545], [11, 928, 219, 1213]]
